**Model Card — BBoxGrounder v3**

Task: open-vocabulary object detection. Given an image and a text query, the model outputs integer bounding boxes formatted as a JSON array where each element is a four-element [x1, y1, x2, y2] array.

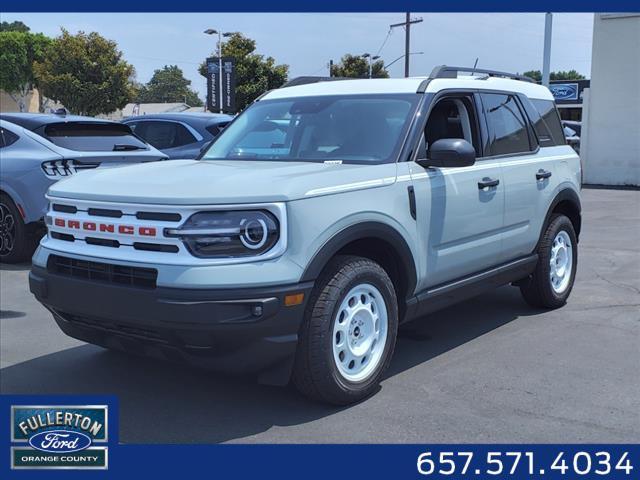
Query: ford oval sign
[[28, 429, 92, 453], [550, 83, 579, 101]]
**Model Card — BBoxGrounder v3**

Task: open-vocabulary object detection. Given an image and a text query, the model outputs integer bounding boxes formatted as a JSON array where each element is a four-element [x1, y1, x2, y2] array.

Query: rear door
[[410, 92, 505, 290], [483, 93, 566, 262]]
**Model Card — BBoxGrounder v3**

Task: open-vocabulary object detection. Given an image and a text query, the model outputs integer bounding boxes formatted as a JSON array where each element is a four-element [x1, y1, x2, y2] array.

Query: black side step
[[404, 254, 538, 323]]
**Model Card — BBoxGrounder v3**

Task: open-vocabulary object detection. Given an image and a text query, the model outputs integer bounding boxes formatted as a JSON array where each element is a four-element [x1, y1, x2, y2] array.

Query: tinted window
[[423, 95, 481, 157], [0, 127, 19, 148], [531, 99, 566, 146], [205, 122, 230, 137], [42, 123, 148, 152], [133, 121, 197, 149], [202, 94, 419, 164], [481, 93, 533, 156]]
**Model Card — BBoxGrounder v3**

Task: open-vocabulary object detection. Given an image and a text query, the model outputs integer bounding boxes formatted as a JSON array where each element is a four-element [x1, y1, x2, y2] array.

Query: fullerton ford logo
[[52, 217, 157, 236], [28, 430, 92, 453], [11, 405, 109, 470], [549, 83, 579, 101]]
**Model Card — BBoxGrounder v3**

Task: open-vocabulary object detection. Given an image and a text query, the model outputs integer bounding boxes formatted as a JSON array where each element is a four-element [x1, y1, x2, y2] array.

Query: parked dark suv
[[122, 113, 233, 159]]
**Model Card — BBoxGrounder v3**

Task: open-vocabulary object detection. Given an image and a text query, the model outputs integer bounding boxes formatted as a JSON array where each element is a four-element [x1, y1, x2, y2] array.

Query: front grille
[[136, 211, 182, 222], [52, 204, 78, 214], [51, 231, 75, 242], [88, 208, 123, 218], [133, 242, 179, 253], [85, 237, 120, 248], [48, 255, 157, 288]]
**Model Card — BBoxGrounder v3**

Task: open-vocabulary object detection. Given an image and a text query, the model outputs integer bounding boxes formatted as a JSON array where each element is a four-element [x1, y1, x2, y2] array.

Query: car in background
[[562, 120, 581, 154], [0, 114, 167, 263], [122, 113, 233, 159]]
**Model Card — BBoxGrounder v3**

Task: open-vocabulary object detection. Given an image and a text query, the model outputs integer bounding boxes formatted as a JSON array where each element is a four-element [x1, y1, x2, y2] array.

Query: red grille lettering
[[139, 227, 156, 237], [99, 224, 115, 233], [118, 225, 134, 235]]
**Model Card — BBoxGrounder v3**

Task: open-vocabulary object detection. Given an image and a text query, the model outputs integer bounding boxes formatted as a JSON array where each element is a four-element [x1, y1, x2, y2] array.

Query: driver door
[[409, 93, 505, 291]]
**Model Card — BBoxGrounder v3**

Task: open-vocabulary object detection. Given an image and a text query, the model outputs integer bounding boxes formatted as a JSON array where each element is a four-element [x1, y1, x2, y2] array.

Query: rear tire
[[292, 255, 398, 405], [520, 214, 578, 309], [0, 193, 38, 264]]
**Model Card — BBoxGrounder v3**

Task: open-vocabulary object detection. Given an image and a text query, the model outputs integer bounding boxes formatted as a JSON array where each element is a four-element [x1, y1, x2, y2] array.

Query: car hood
[[47, 159, 398, 204]]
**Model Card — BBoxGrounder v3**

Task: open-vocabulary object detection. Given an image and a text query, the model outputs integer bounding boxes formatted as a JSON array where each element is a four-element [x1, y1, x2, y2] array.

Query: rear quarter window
[[41, 122, 149, 152], [524, 98, 566, 147], [0, 127, 19, 148]]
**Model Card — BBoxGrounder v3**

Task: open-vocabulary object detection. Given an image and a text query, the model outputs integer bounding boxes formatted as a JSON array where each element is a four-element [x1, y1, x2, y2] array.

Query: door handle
[[478, 177, 500, 189], [536, 169, 552, 180]]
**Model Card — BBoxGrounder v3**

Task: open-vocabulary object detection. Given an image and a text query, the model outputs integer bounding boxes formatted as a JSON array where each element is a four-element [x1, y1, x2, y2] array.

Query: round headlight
[[166, 210, 279, 258], [240, 218, 269, 250]]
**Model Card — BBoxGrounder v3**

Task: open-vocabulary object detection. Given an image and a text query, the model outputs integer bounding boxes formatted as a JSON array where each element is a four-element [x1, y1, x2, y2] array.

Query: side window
[[0, 127, 19, 148], [480, 93, 533, 156], [422, 95, 481, 158], [529, 99, 566, 147], [134, 121, 197, 149]]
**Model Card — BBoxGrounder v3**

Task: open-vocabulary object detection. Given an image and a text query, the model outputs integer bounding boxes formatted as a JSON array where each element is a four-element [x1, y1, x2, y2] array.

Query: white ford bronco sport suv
[[30, 66, 581, 405]]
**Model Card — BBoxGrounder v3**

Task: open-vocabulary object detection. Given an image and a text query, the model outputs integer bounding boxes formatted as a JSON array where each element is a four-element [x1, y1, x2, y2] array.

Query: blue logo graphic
[[550, 83, 579, 101], [28, 429, 92, 454]]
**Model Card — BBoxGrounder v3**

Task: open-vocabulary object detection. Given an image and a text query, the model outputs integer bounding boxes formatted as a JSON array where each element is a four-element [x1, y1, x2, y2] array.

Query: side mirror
[[416, 138, 476, 168]]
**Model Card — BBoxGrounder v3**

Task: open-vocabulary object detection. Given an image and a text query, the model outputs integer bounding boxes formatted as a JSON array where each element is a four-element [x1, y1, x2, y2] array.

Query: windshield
[[202, 94, 419, 164]]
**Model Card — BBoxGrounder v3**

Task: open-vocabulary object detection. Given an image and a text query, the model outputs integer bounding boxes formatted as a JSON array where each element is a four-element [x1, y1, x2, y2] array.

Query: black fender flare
[[538, 188, 582, 247], [300, 221, 418, 297]]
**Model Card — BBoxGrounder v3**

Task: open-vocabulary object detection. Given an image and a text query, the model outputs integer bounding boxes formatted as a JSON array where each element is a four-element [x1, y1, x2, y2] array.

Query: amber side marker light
[[284, 293, 305, 307]]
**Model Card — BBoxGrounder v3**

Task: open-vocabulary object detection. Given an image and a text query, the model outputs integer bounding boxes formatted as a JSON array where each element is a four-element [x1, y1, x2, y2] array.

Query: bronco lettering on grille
[[52, 218, 156, 237]]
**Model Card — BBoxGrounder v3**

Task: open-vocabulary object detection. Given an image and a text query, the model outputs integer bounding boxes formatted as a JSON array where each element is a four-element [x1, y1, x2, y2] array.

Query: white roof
[[264, 75, 553, 101]]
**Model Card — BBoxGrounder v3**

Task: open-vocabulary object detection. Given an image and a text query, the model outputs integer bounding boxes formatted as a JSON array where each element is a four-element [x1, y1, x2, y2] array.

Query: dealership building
[[580, 13, 640, 186]]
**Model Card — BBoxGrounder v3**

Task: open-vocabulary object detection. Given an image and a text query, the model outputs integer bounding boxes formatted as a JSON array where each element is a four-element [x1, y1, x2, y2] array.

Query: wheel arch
[[539, 188, 582, 247], [300, 222, 418, 316]]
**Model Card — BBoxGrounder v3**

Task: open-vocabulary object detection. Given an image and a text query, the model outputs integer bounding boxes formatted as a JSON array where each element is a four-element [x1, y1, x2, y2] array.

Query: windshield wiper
[[113, 144, 144, 151]]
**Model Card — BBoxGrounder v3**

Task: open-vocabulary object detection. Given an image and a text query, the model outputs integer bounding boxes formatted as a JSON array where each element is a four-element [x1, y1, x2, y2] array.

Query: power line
[[374, 28, 393, 57]]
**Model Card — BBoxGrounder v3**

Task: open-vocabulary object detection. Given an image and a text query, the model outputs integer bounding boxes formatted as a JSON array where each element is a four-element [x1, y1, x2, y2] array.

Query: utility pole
[[390, 12, 423, 77], [542, 13, 553, 87]]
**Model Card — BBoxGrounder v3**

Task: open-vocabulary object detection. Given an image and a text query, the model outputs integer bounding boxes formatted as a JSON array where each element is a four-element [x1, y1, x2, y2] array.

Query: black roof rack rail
[[429, 65, 535, 83], [281, 76, 352, 88]]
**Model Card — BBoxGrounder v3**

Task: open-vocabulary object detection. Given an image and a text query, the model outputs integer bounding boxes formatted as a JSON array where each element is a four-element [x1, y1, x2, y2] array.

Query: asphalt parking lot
[[1, 187, 638, 444]]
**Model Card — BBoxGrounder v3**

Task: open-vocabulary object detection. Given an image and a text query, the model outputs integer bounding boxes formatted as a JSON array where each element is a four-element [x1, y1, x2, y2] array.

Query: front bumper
[[29, 263, 313, 385]]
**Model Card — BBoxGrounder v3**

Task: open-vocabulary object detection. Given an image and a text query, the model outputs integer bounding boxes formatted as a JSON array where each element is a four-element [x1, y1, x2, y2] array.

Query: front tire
[[292, 256, 398, 405], [520, 214, 578, 309]]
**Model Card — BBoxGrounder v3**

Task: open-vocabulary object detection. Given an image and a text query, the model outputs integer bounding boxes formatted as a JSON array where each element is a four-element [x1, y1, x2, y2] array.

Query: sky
[[3, 13, 594, 102]]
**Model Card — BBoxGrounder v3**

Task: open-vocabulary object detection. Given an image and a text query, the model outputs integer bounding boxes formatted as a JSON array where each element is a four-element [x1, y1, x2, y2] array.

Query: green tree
[[34, 29, 135, 116], [199, 33, 288, 111], [0, 31, 50, 111], [330, 54, 389, 79], [0, 21, 30, 33], [136, 65, 202, 106], [522, 69, 586, 82]]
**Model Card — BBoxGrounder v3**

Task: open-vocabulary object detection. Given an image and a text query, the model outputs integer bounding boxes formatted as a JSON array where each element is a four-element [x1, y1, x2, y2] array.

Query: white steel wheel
[[332, 283, 388, 383], [549, 230, 573, 294]]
